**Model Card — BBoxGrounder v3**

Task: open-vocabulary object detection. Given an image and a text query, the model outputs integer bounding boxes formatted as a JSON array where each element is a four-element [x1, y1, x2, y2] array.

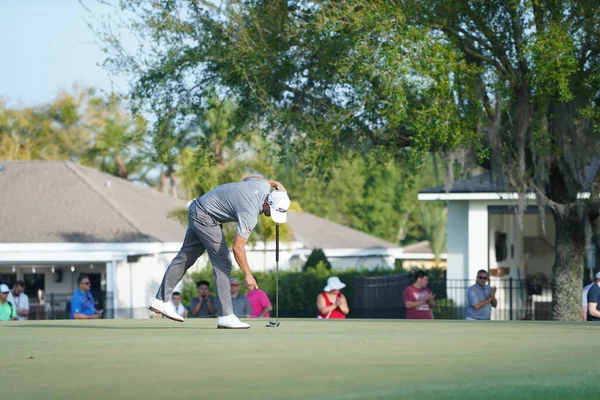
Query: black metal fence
[[16, 277, 555, 321], [351, 275, 553, 320]]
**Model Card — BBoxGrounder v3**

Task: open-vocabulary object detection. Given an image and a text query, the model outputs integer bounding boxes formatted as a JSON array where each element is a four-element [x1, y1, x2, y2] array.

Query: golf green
[[1, 319, 598, 399]]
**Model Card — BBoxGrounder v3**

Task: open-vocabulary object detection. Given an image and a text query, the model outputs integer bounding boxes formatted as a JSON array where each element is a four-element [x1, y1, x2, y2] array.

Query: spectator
[[317, 277, 349, 319], [230, 278, 252, 318], [7, 281, 29, 320], [0, 284, 17, 321], [171, 292, 188, 319], [586, 272, 600, 322], [466, 270, 497, 320], [189, 280, 217, 318], [582, 276, 597, 321], [246, 276, 272, 318], [403, 270, 435, 319], [70, 275, 102, 320]]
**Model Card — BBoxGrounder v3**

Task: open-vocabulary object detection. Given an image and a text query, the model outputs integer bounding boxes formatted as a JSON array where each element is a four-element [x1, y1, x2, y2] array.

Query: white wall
[[468, 202, 489, 280], [447, 202, 469, 281]]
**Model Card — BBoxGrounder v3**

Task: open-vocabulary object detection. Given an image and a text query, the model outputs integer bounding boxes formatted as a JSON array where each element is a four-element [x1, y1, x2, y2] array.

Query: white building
[[0, 161, 404, 319], [417, 173, 575, 320]]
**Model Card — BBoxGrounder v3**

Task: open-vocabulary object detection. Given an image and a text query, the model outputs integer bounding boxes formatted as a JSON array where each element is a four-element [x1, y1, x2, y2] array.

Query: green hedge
[[180, 263, 397, 317]]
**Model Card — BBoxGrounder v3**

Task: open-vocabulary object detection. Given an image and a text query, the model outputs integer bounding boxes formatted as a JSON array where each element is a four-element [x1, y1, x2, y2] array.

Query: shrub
[[302, 249, 332, 271]]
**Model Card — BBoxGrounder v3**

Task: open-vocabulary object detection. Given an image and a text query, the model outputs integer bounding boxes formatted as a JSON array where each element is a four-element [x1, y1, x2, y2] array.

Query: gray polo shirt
[[466, 284, 493, 320], [232, 294, 252, 318], [196, 179, 271, 239], [189, 296, 216, 318]]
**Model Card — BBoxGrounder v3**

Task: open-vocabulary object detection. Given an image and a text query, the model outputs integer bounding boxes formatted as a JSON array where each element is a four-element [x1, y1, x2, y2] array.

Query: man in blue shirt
[[70, 275, 102, 320], [466, 270, 497, 320]]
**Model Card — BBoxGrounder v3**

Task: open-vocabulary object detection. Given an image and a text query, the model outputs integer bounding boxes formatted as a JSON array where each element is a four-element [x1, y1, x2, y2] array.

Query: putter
[[266, 223, 280, 328]]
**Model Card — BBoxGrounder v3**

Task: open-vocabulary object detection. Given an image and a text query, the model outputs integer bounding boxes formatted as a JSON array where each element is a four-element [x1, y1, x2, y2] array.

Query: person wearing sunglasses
[[230, 278, 252, 319], [150, 176, 290, 329], [70, 275, 102, 320], [466, 270, 497, 320]]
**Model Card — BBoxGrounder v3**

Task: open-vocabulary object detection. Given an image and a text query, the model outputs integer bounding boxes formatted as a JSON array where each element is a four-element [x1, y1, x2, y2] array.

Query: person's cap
[[230, 278, 239, 285], [324, 276, 346, 292], [0, 284, 9, 293], [595, 271, 600, 279], [268, 190, 291, 224]]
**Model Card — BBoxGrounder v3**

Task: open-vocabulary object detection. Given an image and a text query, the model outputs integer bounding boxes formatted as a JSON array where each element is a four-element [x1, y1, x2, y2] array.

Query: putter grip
[[276, 223, 279, 262]]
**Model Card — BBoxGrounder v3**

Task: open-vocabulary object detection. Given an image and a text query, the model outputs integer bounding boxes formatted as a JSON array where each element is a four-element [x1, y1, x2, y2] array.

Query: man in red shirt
[[402, 271, 435, 319]]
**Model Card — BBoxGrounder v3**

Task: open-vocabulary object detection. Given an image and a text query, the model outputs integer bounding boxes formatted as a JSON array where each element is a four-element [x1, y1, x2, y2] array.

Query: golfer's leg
[[198, 230, 233, 317], [155, 225, 205, 302]]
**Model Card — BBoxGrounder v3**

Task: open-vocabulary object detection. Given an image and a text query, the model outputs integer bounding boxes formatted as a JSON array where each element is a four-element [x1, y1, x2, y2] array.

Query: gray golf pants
[[156, 202, 233, 317]]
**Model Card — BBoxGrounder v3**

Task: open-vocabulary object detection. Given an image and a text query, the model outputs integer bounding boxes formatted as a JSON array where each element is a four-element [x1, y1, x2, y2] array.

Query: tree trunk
[[170, 171, 177, 198], [551, 207, 585, 321], [115, 154, 128, 179], [159, 169, 167, 194]]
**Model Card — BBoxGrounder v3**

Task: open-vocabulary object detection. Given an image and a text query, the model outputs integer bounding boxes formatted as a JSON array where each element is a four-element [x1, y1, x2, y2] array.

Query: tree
[[418, 204, 447, 267], [81, 92, 147, 179], [100, 1, 600, 320]]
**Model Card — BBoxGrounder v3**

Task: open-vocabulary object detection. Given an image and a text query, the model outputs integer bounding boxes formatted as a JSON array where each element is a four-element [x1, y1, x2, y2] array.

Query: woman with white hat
[[317, 276, 349, 319]]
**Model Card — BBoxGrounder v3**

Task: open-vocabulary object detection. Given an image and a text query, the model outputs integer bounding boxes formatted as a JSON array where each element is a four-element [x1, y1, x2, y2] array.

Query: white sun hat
[[324, 276, 346, 292], [268, 190, 291, 224]]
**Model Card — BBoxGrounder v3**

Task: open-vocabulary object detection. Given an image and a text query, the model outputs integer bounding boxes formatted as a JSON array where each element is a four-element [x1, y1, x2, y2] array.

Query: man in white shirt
[[171, 292, 188, 319], [7, 281, 29, 320]]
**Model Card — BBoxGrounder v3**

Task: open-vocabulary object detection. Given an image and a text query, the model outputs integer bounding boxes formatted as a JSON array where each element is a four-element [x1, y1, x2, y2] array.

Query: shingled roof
[[0, 161, 401, 249], [0, 161, 187, 243], [286, 211, 398, 249]]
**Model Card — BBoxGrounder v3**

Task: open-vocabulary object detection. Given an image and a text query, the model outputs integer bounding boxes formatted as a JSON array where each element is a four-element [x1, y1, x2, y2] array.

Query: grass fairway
[[1, 319, 599, 399]]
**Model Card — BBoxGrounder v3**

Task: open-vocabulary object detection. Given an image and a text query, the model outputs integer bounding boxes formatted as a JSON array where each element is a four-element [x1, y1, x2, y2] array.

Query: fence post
[[509, 278, 513, 320]]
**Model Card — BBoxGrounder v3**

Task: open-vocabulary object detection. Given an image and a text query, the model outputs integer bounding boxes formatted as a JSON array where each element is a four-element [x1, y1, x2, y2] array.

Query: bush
[[302, 249, 332, 271], [434, 298, 459, 320], [180, 263, 395, 317]]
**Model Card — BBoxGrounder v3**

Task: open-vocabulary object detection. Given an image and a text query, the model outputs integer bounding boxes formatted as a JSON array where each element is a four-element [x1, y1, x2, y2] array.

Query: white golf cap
[[268, 190, 291, 224], [324, 276, 346, 292], [0, 284, 9, 293]]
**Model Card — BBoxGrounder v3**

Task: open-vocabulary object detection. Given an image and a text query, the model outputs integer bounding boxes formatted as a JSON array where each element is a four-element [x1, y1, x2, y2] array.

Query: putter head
[[265, 320, 280, 328]]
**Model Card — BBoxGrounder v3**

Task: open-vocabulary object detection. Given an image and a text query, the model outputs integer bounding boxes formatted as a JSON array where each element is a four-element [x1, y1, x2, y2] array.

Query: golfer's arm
[[233, 235, 253, 277], [259, 304, 273, 317], [589, 302, 600, 318], [242, 176, 285, 191]]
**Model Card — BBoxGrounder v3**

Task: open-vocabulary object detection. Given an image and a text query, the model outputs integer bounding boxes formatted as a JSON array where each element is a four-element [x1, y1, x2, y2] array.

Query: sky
[[0, 0, 129, 108]]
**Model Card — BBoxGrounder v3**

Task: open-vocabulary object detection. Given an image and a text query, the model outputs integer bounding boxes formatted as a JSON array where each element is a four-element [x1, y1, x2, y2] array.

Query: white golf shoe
[[217, 314, 250, 329], [149, 298, 184, 322]]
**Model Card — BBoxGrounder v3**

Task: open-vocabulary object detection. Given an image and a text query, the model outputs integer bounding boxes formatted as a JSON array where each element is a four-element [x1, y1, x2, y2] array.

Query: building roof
[[0, 161, 402, 250], [286, 211, 399, 249], [419, 172, 509, 194], [402, 240, 435, 254], [0, 161, 187, 243]]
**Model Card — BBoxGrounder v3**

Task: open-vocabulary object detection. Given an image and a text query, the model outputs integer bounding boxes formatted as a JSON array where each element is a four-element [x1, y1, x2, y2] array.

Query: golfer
[[150, 176, 291, 329]]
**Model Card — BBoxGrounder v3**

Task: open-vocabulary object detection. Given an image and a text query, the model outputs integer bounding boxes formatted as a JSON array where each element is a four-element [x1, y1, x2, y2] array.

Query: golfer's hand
[[274, 181, 287, 192], [245, 275, 258, 291]]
